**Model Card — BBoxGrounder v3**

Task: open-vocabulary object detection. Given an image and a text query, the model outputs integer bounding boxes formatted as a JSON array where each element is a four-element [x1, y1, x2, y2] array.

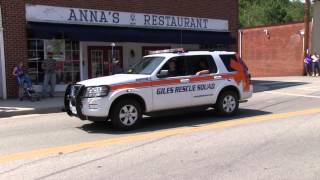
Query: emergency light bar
[[149, 48, 185, 55]]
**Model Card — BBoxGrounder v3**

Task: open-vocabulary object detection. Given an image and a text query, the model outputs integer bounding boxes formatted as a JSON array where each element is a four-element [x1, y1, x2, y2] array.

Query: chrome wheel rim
[[222, 95, 236, 113], [119, 105, 138, 126]]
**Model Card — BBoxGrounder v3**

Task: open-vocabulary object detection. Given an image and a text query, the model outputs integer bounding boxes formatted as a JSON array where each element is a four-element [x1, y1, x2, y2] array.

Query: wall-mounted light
[[263, 29, 270, 39], [298, 29, 305, 37]]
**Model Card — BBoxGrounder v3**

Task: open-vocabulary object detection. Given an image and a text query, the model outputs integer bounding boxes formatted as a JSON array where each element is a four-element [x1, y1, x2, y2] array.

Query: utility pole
[[304, 0, 311, 57]]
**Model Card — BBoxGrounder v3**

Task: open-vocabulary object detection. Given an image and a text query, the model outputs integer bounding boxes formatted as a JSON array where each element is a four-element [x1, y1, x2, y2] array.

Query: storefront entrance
[[88, 46, 123, 79]]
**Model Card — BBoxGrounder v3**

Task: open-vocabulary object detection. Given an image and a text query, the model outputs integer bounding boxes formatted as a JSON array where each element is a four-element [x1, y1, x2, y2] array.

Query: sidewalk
[[0, 97, 64, 118]]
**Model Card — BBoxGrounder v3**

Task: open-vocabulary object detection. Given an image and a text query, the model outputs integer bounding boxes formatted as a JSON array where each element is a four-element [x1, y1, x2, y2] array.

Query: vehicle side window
[[186, 55, 218, 75], [219, 54, 238, 72], [157, 56, 187, 78]]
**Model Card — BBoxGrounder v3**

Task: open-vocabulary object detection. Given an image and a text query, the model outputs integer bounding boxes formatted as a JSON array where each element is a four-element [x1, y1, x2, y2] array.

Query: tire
[[215, 91, 239, 116], [110, 99, 143, 130]]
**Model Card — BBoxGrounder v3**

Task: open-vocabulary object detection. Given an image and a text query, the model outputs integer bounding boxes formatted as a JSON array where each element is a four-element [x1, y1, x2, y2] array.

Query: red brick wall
[[0, 0, 238, 97], [240, 23, 305, 77]]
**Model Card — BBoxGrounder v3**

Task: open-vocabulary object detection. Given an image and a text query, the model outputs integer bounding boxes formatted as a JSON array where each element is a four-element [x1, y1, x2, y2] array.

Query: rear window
[[186, 55, 218, 74], [219, 54, 238, 72]]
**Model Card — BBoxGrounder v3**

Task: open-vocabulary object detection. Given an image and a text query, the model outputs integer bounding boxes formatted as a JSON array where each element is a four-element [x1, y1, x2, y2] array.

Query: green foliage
[[240, 0, 306, 28]]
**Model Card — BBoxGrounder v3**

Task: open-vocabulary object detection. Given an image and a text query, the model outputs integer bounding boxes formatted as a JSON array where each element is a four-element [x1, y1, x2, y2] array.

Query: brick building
[[239, 22, 306, 77], [0, 0, 239, 99]]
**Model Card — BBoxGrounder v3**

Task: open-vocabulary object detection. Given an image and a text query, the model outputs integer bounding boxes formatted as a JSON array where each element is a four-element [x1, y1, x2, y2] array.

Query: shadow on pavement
[[252, 80, 308, 93], [78, 108, 271, 135]]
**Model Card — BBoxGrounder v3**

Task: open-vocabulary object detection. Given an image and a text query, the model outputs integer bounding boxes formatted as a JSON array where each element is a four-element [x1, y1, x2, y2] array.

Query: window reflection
[[27, 39, 80, 85]]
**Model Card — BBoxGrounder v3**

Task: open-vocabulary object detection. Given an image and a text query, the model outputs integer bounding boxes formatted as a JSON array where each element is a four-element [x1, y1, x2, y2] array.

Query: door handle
[[214, 75, 223, 80], [180, 79, 190, 84]]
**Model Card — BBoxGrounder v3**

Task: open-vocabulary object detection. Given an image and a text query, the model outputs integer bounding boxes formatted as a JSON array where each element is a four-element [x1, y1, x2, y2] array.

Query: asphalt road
[[0, 77, 320, 180]]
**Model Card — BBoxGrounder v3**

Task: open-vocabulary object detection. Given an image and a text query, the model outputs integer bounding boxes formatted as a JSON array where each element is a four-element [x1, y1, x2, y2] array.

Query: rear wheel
[[215, 91, 239, 116], [110, 99, 142, 130]]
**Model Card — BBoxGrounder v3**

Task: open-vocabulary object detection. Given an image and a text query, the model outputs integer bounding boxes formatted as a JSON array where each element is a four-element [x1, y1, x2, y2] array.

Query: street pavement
[[0, 76, 320, 180]]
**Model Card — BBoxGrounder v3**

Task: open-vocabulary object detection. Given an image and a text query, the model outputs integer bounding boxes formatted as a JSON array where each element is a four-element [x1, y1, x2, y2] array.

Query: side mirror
[[158, 70, 169, 78]]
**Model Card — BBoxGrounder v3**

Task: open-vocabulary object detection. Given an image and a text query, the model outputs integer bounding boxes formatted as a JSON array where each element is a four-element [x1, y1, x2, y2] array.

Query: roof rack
[[149, 48, 185, 55]]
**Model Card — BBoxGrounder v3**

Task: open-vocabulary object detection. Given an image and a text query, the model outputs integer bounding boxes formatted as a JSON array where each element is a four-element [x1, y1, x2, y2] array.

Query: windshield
[[127, 56, 165, 75]]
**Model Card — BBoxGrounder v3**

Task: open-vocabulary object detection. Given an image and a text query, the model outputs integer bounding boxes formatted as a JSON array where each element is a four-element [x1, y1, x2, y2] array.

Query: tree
[[240, 0, 305, 28]]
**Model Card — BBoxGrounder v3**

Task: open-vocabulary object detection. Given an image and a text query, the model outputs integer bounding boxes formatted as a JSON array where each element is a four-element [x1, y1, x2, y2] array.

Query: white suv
[[64, 49, 253, 130]]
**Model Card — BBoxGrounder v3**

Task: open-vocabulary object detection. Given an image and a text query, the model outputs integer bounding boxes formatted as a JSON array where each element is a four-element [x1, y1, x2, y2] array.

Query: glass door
[[88, 46, 123, 79], [88, 46, 109, 79]]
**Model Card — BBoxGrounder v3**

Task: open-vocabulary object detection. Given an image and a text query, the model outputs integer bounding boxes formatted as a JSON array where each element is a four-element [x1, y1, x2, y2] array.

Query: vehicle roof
[[144, 51, 236, 58]]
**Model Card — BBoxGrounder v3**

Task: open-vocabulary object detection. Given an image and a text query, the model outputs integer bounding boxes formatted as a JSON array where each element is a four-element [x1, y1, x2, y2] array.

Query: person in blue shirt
[[304, 54, 312, 76], [12, 61, 33, 89]]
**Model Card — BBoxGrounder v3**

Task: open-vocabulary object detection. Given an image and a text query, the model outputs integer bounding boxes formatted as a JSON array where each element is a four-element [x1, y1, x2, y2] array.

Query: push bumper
[[64, 84, 111, 119], [64, 84, 87, 120]]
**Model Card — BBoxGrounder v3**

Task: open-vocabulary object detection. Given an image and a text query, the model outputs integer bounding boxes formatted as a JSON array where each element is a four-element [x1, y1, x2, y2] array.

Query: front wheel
[[215, 91, 239, 116], [110, 99, 142, 130]]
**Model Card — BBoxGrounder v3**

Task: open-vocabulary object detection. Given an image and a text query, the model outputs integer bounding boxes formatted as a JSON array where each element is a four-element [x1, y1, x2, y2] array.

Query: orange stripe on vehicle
[[151, 79, 181, 86], [221, 74, 234, 79], [111, 82, 152, 91], [110, 76, 215, 91], [190, 76, 214, 82]]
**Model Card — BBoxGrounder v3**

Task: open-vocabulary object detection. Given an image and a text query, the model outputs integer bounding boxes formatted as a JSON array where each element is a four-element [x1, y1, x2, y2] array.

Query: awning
[[27, 22, 235, 44]]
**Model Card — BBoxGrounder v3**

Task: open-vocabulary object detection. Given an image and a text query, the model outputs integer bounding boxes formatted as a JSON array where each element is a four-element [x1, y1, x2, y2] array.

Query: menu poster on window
[[44, 39, 65, 61]]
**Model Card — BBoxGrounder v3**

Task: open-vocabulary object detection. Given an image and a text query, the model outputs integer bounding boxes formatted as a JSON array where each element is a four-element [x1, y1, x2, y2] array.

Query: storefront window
[[27, 39, 44, 85], [27, 39, 80, 85], [59, 40, 80, 84]]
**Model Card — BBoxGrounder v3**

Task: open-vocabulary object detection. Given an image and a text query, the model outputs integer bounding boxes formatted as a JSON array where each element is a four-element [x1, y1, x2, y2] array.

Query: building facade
[[239, 22, 306, 77], [312, 1, 320, 54], [0, 0, 239, 99]]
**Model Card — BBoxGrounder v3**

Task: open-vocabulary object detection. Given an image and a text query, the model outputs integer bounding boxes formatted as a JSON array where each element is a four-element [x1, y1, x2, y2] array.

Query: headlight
[[84, 86, 110, 98]]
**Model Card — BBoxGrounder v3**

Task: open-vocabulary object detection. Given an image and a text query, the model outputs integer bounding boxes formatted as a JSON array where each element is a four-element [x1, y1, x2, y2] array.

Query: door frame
[[87, 46, 123, 79]]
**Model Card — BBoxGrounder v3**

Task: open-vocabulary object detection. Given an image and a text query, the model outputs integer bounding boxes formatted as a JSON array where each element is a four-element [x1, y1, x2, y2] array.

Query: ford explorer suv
[[64, 49, 253, 130]]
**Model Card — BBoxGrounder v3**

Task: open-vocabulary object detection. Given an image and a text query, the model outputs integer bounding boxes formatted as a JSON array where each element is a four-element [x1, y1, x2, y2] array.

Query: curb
[[0, 106, 64, 118]]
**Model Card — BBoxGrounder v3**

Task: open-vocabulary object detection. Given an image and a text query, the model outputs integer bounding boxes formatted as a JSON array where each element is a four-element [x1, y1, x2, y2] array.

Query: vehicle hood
[[77, 74, 151, 87]]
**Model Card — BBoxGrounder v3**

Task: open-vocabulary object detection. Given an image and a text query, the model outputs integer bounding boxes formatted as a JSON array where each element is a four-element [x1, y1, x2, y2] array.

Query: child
[[12, 61, 33, 90]]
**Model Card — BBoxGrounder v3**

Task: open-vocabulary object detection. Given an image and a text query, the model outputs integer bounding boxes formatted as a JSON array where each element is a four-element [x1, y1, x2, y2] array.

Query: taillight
[[237, 55, 252, 84]]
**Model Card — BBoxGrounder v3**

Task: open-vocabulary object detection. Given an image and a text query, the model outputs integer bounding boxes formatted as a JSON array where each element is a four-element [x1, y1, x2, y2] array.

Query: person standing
[[311, 52, 320, 76], [42, 52, 57, 98], [304, 54, 312, 76], [316, 53, 320, 76]]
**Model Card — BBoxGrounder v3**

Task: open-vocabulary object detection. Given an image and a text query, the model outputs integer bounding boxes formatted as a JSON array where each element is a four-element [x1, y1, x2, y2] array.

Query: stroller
[[17, 76, 40, 101]]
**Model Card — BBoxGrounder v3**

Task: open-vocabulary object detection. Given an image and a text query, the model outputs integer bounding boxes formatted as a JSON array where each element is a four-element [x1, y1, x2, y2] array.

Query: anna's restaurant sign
[[26, 4, 228, 32]]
